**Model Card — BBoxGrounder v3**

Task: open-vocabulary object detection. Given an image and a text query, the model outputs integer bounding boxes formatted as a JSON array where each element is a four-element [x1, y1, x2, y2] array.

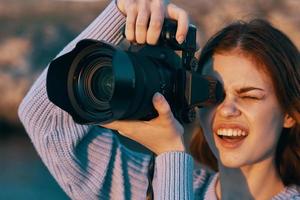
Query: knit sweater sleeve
[[18, 1, 195, 199], [153, 152, 194, 200], [18, 1, 152, 199]]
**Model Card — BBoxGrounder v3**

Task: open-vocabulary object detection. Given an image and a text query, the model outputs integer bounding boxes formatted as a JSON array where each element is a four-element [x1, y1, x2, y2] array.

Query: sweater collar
[[203, 173, 300, 200]]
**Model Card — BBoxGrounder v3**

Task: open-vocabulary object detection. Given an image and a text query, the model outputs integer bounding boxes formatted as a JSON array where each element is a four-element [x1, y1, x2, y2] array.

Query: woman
[[18, 0, 300, 199], [189, 19, 300, 199]]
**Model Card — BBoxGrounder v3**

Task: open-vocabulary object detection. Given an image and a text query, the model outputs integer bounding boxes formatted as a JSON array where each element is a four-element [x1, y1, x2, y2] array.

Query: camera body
[[46, 19, 224, 124]]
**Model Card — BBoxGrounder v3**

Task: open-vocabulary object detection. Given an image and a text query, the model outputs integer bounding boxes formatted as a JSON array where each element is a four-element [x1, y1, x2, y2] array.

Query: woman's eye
[[241, 96, 260, 100]]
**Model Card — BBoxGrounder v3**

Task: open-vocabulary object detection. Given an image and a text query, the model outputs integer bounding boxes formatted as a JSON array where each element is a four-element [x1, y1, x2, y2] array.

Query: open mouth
[[215, 129, 248, 148]]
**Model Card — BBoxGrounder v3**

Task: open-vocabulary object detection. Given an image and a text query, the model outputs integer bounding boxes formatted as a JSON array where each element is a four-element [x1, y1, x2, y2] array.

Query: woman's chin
[[218, 153, 248, 169]]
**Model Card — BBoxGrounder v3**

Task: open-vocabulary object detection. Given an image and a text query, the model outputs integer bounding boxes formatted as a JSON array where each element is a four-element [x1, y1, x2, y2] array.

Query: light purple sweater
[[18, 1, 300, 199]]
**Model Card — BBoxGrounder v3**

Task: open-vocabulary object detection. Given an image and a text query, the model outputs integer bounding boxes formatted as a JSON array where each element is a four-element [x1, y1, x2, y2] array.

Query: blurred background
[[0, 0, 299, 199]]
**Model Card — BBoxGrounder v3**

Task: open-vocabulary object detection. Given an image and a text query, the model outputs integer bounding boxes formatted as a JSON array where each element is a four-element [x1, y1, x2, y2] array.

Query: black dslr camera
[[46, 19, 224, 124]]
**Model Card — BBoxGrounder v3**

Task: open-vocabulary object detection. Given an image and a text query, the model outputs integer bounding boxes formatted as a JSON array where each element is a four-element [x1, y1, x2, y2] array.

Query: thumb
[[152, 92, 173, 121]]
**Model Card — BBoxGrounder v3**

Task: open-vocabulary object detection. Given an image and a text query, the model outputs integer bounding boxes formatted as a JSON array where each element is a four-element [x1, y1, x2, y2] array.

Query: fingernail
[[153, 92, 163, 103], [177, 35, 185, 44]]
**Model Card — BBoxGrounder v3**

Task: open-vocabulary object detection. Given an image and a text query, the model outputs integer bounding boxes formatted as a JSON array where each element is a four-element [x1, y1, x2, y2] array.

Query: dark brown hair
[[190, 19, 300, 186]]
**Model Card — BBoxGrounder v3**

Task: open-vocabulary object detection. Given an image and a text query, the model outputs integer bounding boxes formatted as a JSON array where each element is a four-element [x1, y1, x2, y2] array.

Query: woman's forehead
[[202, 53, 273, 90]]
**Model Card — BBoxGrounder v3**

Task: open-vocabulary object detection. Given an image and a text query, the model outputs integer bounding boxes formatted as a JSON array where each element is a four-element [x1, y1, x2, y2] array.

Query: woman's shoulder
[[273, 185, 300, 200], [193, 166, 217, 197]]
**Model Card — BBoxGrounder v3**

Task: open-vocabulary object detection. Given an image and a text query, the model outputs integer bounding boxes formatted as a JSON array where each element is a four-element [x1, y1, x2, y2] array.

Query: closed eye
[[240, 95, 263, 100], [237, 87, 266, 101]]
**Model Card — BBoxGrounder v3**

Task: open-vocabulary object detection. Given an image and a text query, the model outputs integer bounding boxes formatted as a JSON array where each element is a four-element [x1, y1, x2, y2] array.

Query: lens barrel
[[60, 40, 176, 124], [47, 39, 224, 125]]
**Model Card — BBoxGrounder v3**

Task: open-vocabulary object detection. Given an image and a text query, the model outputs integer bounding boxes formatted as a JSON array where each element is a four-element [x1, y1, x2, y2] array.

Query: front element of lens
[[91, 66, 114, 102]]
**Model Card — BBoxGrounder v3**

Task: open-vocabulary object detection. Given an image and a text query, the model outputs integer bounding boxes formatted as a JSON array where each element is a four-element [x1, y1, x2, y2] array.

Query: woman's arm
[[153, 152, 194, 200], [18, 2, 153, 199], [19, 0, 195, 199], [99, 1, 195, 199], [57, 1, 125, 57]]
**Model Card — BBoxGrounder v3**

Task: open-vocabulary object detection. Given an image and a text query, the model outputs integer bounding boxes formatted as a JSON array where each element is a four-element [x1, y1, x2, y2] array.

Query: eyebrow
[[237, 87, 265, 94]]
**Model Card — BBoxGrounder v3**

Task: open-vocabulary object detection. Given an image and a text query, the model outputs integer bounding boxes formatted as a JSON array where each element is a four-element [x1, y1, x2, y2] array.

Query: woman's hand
[[116, 0, 189, 45], [101, 93, 185, 155], [106, 0, 188, 154]]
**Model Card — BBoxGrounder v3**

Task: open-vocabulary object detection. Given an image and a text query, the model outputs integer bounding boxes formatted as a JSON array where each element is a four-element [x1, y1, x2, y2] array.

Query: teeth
[[217, 129, 247, 137]]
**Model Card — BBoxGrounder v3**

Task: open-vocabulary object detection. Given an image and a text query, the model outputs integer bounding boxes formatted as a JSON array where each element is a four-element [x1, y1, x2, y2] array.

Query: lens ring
[[76, 50, 114, 112], [91, 66, 114, 102], [82, 57, 113, 104], [68, 41, 118, 123]]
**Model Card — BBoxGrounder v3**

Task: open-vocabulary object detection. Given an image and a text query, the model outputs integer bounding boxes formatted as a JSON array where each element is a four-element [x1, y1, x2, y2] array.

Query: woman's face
[[199, 52, 289, 168]]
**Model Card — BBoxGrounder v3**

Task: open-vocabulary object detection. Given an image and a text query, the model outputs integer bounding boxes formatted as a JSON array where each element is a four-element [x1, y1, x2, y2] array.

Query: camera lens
[[74, 47, 115, 114], [91, 66, 114, 102], [47, 40, 179, 124]]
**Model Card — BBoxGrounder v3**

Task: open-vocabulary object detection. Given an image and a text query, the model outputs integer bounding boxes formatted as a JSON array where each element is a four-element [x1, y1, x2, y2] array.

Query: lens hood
[[47, 40, 138, 124]]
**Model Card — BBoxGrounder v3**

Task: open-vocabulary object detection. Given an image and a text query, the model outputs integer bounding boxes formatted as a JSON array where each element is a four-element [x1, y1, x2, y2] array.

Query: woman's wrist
[[155, 151, 194, 199], [155, 137, 185, 155]]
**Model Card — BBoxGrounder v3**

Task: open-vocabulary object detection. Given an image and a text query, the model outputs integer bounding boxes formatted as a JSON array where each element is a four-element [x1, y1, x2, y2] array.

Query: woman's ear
[[283, 114, 296, 128]]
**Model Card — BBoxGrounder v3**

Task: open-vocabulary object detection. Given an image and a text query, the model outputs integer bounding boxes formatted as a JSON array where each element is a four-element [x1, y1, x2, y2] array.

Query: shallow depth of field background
[[0, 0, 299, 199]]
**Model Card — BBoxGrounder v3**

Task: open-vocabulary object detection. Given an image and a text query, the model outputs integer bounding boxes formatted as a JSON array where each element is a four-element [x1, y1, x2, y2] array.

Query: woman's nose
[[218, 96, 241, 118]]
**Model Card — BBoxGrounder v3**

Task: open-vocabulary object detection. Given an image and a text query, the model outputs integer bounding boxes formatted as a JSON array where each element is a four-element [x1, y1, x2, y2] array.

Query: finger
[[101, 120, 141, 136], [146, 1, 164, 45], [116, 0, 126, 14], [135, 1, 150, 44], [152, 92, 173, 121], [166, 4, 189, 44], [125, 3, 138, 42], [101, 120, 155, 144]]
